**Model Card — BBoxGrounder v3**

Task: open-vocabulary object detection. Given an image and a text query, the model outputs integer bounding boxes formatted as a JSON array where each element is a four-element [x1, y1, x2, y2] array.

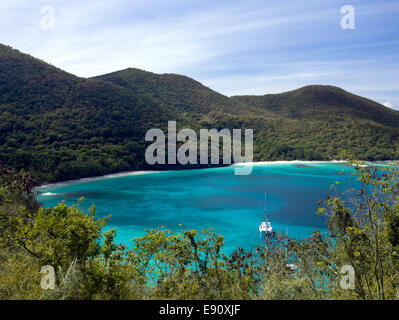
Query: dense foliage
[[1, 161, 399, 300], [1, 44, 399, 184]]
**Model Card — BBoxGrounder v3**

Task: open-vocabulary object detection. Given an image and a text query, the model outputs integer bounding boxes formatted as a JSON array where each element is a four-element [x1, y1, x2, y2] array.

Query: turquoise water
[[37, 162, 357, 252]]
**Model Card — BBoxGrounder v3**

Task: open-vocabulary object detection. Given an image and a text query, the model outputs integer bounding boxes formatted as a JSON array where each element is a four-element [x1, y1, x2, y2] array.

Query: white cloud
[[382, 101, 397, 109], [0, 0, 349, 77], [383, 101, 393, 108]]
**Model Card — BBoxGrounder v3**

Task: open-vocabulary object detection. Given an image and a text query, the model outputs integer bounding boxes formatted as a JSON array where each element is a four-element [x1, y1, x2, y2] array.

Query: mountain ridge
[[232, 85, 399, 127], [93, 67, 281, 118]]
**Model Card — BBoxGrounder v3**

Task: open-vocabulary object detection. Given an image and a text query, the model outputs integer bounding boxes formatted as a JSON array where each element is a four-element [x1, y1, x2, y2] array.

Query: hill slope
[[0, 44, 180, 181], [93, 68, 274, 117], [232, 85, 399, 127], [1, 44, 399, 183]]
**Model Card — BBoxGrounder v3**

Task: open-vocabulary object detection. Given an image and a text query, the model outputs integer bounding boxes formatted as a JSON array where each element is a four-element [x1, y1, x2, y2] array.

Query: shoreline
[[36, 159, 394, 190], [231, 160, 347, 166], [36, 170, 160, 190]]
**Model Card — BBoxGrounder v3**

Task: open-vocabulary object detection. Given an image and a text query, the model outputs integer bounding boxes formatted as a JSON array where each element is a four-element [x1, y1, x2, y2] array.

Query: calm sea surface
[[37, 162, 360, 252]]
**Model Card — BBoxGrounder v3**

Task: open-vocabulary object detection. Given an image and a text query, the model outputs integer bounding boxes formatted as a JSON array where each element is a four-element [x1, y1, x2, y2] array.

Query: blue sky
[[1, 0, 399, 108]]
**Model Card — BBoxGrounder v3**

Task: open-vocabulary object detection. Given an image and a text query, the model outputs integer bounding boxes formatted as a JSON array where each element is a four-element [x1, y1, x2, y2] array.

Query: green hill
[[232, 85, 399, 127], [1, 44, 399, 183], [0, 44, 180, 182], [93, 68, 277, 117]]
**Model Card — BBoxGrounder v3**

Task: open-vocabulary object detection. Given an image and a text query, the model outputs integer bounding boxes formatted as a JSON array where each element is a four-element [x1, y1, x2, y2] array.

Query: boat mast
[[259, 191, 273, 234], [264, 192, 267, 211], [264, 192, 268, 219]]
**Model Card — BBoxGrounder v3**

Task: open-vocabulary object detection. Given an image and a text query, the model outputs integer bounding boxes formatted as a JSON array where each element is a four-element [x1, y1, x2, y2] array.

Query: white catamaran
[[259, 192, 272, 234]]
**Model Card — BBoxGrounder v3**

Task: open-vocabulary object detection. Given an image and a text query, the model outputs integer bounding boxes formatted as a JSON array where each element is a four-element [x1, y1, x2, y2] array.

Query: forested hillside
[[94, 68, 272, 116], [0, 44, 183, 182], [1, 44, 399, 183], [232, 85, 399, 126]]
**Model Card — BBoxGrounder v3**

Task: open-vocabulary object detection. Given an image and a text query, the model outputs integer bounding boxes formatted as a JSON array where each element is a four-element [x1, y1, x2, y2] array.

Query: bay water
[[37, 162, 358, 252]]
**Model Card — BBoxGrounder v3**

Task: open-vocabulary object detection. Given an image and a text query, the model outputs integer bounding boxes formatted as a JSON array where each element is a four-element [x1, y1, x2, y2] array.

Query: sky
[[1, 0, 398, 109]]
